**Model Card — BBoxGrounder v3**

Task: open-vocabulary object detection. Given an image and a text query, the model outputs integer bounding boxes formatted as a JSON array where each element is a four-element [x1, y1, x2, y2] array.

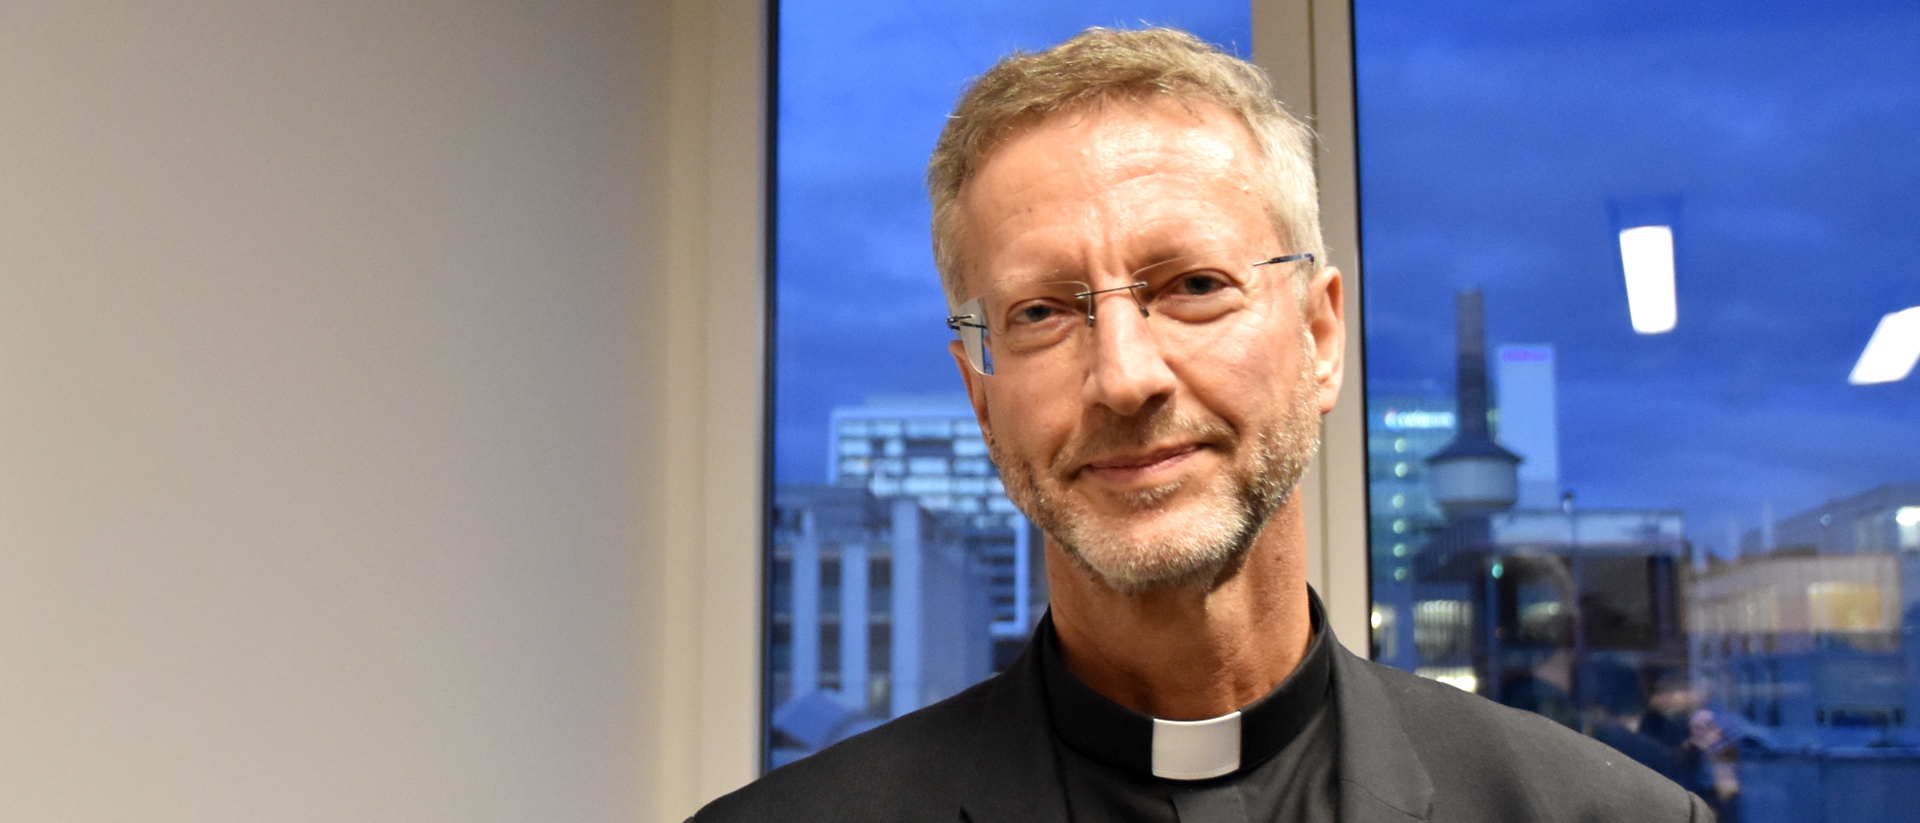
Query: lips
[[1054, 411, 1236, 484], [1084, 444, 1201, 472], [1073, 444, 1210, 490]]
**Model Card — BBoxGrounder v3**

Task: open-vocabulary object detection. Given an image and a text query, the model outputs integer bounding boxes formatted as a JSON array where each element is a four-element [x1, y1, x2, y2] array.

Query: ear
[[1304, 266, 1346, 415], [949, 340, 993, 440]]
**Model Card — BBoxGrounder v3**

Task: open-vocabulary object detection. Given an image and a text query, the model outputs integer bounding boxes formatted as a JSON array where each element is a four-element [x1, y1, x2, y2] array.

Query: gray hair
[[927, 26, 1323, 310]]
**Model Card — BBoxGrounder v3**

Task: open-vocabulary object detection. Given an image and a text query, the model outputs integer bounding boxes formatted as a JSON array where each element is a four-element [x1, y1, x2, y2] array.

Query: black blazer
[[696, 630, 1712, 822]]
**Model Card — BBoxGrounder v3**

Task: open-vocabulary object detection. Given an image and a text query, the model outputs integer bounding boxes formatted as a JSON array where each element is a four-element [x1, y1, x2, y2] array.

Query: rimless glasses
[[946, 248, 1314, 376]]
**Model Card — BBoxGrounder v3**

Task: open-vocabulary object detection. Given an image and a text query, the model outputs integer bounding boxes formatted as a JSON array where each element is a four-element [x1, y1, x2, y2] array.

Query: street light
[[1563, 490, 1583, 711]]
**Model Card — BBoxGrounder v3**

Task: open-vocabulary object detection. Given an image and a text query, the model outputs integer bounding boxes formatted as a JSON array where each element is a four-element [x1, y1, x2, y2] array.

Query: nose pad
[[1076, 281, 1149, 326], [1078, 281, 1159, 358], [1079, 283, 1174, 414]]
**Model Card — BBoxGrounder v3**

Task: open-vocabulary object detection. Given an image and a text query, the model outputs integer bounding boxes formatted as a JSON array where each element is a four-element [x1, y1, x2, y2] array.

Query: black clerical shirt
[[698, 581, 1712, 823], [1036, 596, 1340, 822]]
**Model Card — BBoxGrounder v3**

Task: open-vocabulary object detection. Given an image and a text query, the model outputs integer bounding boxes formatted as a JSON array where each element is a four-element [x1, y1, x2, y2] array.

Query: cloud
[[1357, 2, 1920, 546]]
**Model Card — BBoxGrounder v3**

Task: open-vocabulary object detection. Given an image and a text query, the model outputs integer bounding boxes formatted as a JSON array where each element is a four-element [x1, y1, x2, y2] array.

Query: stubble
[[991, 348, 1323, 596]]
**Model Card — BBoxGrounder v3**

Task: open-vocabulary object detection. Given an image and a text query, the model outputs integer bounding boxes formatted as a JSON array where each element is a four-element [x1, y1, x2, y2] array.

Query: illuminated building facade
[[828, 398, 1045, 666]]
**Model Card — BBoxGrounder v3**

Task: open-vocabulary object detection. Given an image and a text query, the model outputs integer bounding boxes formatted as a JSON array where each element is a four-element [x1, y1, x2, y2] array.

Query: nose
[[1081, 289, 1177, 417]]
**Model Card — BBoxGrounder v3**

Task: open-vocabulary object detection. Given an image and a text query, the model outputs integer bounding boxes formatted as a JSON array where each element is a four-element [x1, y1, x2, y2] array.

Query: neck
[[1046, 495, 1313, 720]]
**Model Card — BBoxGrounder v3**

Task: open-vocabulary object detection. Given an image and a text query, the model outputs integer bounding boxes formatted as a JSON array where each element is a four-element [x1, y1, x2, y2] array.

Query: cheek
[[1177, 324, 1300, 421], [985, 378, 1074, 458]]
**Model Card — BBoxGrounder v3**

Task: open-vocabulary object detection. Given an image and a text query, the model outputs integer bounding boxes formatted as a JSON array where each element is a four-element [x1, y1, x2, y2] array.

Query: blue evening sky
[[775, 0, 1920, 557], [1355, 0, 1920, 554]]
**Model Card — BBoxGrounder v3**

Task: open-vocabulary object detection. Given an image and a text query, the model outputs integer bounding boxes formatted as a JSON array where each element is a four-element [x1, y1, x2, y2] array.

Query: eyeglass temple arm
[[1254, 252, 1314, 267]]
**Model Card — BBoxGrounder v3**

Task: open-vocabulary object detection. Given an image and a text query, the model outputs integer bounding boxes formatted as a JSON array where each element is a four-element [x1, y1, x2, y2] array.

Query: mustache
[[1053, 407, 1236, 478]]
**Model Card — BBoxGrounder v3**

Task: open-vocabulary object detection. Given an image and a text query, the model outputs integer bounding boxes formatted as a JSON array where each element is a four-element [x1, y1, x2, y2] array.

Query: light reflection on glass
[[1848, 306, 1920, 385], [1618, 225, 1677, 335]]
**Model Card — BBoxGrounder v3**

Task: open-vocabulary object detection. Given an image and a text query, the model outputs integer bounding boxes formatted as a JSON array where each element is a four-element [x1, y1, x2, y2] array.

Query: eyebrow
[[989, 240, 1233, 289]]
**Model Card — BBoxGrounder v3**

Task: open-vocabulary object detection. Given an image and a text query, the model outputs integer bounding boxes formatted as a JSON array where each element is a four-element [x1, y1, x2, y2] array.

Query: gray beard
[[991, 359, 1322, 596]]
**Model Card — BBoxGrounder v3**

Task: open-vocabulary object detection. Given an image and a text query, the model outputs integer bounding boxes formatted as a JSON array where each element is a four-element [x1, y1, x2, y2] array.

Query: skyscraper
[[1367, 379, 1457, 670], [1495, 345, 1562, 510]]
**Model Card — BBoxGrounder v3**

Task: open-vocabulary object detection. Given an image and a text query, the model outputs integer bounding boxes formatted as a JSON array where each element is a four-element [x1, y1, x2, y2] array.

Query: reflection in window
[[1358, 2, 1920, 819]]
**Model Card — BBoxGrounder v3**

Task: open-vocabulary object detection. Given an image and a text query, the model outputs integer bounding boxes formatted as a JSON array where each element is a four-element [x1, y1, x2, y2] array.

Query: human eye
[[990, 291, 1082, 337], [1171, 271, 1233, 297], [992, 291, 1079, 353], [1149, 264, 1246, 320], [1011, 302, 1067, 325]]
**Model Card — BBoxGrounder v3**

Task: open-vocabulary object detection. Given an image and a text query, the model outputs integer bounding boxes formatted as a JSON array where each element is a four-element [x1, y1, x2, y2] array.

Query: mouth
[[1077, 443, 1204, 485]]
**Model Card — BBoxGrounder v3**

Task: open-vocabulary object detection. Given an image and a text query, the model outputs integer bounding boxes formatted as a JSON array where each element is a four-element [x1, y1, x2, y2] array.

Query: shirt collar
[[1037, 590, 1334, 782]]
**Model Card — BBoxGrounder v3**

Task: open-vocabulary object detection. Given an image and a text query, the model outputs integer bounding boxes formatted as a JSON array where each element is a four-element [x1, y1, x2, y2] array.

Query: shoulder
[[1339, 654, 1708, 821], [691, 673, 1026, 822]]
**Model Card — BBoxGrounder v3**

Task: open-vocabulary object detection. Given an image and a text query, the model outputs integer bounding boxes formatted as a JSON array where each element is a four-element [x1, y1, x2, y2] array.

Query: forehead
[[953, 98, 1271, 291]]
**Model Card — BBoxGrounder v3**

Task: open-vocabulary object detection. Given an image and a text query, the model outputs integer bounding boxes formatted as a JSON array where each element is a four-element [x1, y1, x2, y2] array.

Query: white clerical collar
[[1037, 590, 1334, 782], [1151, 712, 1244, 779]]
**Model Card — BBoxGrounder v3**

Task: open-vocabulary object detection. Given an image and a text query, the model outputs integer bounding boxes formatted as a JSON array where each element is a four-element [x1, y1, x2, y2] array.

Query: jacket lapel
[[1331, 643, 1434, 823], [953, 635, 1073, 823]]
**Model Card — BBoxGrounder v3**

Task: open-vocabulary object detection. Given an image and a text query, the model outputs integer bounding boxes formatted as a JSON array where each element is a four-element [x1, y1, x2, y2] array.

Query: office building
[[1495, 344, 1562, 510], [767, 484, 991, 767], [1407, 506, 1692, 703], [1736, 483, 1920, 556], [1687, 484, 1920, 813], [828, 398, 1045, 661], [1366, 379, 1456, 669]]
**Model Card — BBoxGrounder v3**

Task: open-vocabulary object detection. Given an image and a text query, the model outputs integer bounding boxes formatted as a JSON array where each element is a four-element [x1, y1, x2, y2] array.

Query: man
[[697, 27, 1709, 822]]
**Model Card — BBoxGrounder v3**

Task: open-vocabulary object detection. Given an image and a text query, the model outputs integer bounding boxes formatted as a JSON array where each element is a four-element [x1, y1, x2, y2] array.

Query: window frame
[[1253, 0, 1372, 657]]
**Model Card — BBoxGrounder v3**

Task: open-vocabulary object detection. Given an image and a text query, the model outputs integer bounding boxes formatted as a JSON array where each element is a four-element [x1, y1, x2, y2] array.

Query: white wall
[[0, 1, 666, 819]]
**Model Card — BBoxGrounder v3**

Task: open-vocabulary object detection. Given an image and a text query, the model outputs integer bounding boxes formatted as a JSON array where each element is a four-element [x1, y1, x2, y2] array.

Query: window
[[1356, 2, 1920, 818]]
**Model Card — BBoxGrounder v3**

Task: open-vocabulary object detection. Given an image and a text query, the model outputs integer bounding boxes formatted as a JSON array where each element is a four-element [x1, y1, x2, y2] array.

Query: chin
[[992, 362, 1321, 597], [1058, 487, 1263, 595], [1073, 538, 1244, 596]]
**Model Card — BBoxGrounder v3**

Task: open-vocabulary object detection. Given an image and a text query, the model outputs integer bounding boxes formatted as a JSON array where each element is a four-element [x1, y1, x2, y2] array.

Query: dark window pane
[[1358, 3, 1920, 819]]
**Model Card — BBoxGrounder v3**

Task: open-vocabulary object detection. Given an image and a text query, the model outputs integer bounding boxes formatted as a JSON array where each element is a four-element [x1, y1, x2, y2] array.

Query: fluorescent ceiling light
[[1618, 225, 1676, 334], [1849, 306, 1920, 385]]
